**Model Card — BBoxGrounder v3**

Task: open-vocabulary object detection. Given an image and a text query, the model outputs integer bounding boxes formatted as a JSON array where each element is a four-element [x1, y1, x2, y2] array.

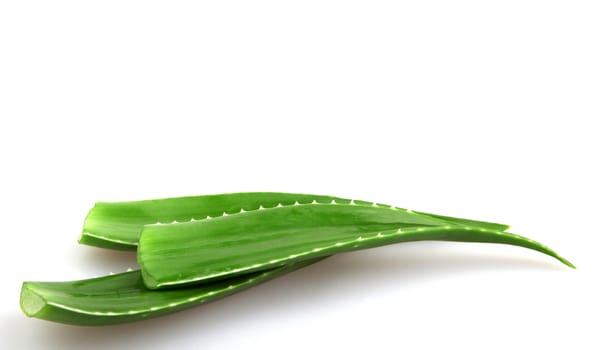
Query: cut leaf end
[[20, 284, 46, 317]]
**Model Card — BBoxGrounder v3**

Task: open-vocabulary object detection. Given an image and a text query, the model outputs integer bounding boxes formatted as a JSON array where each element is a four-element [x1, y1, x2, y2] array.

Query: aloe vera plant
[[21, 192, 573, 326]]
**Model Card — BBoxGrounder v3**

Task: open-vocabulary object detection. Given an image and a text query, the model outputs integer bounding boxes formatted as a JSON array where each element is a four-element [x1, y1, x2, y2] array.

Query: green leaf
[[138, 203, 573, 289], [20, 258, 324, 326]]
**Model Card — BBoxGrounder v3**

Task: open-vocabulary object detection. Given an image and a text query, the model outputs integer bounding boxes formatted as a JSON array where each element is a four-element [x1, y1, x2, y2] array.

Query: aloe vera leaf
[[138, 204, 573, 289], [20, 257, 324, 326], [80, 192, 508, 250]]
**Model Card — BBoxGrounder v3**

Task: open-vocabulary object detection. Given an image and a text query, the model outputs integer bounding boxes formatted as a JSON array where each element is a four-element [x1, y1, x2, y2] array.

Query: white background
[[1, 1, 594, 349]]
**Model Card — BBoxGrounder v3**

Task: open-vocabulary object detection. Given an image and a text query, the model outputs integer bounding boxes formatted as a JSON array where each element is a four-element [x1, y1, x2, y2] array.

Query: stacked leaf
[[20, 193, 573, 326]]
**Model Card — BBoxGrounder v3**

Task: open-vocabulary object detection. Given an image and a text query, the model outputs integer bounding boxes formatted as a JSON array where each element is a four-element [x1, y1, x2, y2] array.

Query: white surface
[[1, 1, 594, 349]]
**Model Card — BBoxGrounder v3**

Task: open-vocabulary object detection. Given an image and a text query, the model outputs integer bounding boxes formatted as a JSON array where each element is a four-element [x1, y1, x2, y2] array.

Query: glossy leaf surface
[[138, 203, 572, 289], [20, 258, 323, 326]]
